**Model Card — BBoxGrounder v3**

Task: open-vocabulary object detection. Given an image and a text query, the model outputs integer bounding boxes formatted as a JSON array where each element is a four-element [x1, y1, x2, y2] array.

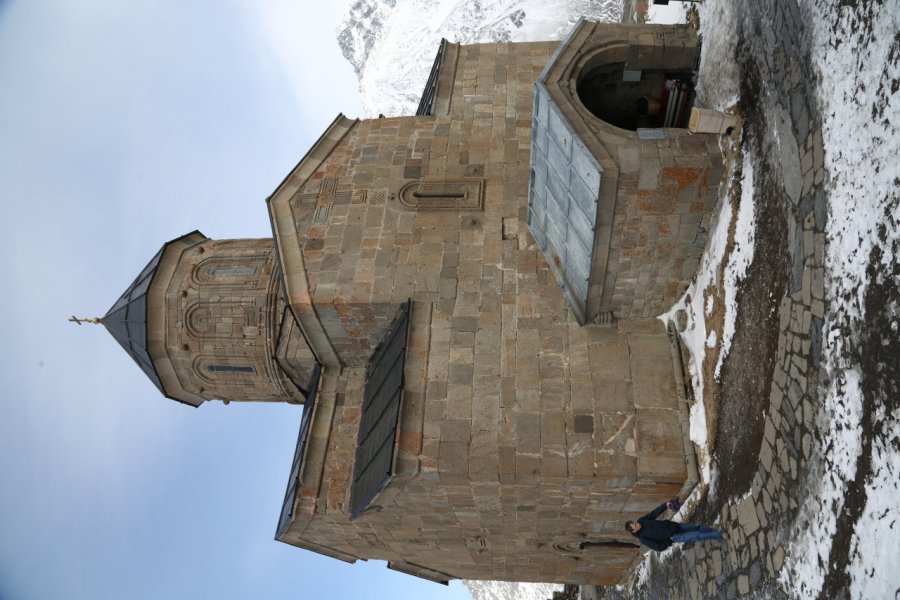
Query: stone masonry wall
[[604, 133, 721, 319], [281, 40, 694, 585]]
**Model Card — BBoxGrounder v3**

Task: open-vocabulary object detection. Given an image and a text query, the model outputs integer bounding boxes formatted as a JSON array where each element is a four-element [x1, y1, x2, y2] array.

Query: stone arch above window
[[184, 300, 257, 340], [190, 253, 269, 286], [398, 179, 484, 211], [575, 60, 696, 131], [184, 303, 212, 338]]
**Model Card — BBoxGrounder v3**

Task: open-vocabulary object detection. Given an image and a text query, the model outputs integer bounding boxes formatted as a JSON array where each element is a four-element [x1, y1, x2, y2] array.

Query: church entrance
[[576, 62, 696, 130]]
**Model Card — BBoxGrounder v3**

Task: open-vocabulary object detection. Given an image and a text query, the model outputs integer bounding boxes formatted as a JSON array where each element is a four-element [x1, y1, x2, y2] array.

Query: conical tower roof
[[103, 245, 167, 395], [101, 231, 208, 404]]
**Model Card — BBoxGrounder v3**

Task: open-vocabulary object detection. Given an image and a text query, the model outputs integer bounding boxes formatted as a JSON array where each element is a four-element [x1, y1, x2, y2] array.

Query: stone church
[[101, 21, 722, 585]]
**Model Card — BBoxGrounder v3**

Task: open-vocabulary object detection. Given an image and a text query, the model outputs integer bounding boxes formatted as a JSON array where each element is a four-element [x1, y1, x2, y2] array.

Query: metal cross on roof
[[69, 316, 101, 325]]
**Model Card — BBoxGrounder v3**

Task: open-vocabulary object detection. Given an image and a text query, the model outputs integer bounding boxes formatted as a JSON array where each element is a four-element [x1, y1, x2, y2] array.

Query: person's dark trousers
[[670, 523, 723, 543]]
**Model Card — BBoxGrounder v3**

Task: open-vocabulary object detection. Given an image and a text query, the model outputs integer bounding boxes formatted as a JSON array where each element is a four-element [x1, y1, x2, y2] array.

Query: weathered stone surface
[[735, 498, 761, 536], [773, 546, 785, 571]]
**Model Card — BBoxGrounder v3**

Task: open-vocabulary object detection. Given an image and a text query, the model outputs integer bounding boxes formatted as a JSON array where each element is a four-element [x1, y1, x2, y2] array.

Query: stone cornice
[[266, 114, 359, 371]]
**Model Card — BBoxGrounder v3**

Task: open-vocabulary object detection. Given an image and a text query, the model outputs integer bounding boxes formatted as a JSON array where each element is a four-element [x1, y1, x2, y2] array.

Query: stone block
[[568, 442, 594, 480], [597, 414, 632, 453], [542, 410, 567, 445], [588, 341, 631, 379], [573, 414, 594, 434], [439, 441, 470, 474], [638, 161, 661, 191], [541, 448, 568, 480], [516, 413, 542, 453], [636, 455, 685, 480], [468, 455, 499, 482], [631, 357, 677, 409], [735, 497, 761, 535], [448, 363, 474, 385], [450, 315, 480, 332], [441, 418, 472, 443], [592, 377, 634, 413], [515, 453, 541, 483], [626, 334, 671, 357], [498, 446, 516, 483], [634, 409, 684, 477]]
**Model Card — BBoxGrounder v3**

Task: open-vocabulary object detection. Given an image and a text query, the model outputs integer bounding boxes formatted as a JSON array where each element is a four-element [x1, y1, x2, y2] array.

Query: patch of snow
[[463, 580, 562, 600], [715, 156, 756, 379], [633, 557, 650, 588], [694, 1, 740, 111], [646, 3, 686, 25], [705, 330, 717, 348], [779, 0, 900, 597], [782, 368, 864, 598], [848, 407, 900, 599]]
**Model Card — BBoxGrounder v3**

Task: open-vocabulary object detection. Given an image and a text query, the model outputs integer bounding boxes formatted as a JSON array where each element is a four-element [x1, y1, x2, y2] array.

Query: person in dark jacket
[[625, 498, 724, 551]]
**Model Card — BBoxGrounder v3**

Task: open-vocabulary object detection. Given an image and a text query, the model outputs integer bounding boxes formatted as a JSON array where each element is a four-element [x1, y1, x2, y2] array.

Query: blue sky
[[0, 1, 469, 598]]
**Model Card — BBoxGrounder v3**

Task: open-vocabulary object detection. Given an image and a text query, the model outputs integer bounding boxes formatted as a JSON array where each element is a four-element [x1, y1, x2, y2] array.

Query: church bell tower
[[100, 231, 316, 406]]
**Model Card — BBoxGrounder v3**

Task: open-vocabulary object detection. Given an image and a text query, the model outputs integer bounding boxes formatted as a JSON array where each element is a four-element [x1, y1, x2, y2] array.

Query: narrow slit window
[[207, 365, 254, 373], [207, 267, 256, 277]]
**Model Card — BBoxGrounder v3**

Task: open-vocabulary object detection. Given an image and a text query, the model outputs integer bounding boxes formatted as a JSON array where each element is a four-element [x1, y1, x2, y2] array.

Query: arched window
[[191, 254, 269, 286]]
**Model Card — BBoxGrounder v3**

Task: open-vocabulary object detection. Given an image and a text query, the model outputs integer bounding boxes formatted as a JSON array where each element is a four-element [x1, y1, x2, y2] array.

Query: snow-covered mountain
[[336, 0, 622, 116], [463, 579, 563, 600]]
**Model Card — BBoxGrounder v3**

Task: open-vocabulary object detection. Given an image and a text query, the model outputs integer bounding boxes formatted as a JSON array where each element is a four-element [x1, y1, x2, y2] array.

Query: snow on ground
[[463, 580, 562, 600], [784, 367, 864, 598], [848, 425, 900, 597], [715, 159, 755, 379], [645, 2, 686, 25], [778, 1, 900, 598], [693, 1, 740, 111]]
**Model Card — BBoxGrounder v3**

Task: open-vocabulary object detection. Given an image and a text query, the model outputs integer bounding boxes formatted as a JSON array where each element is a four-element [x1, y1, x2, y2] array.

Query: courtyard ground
[[586, 1, 900, 598]]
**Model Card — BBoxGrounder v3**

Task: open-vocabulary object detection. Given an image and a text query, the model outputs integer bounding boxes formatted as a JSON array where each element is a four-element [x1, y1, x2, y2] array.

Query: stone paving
[[585, 0, 834, 598]]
